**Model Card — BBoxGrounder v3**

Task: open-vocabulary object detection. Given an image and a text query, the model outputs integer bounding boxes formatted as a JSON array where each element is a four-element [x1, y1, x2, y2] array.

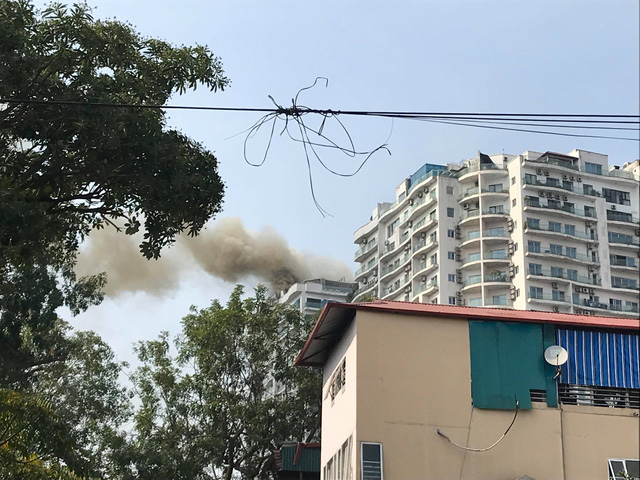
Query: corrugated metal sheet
[[279, 445, 320, 472]]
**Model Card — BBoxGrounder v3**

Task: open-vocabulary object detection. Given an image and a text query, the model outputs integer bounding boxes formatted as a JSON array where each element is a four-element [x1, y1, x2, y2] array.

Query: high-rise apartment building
[[352, 149, 639, 317]]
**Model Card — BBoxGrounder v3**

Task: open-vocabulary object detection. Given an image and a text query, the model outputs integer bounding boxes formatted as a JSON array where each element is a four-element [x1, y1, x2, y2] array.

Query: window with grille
[[608, 459, 639, 479], [361, 443, 383, 480]]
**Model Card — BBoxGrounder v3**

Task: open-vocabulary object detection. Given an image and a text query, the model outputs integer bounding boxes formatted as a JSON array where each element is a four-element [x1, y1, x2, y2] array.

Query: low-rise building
[[296, 301, 639, 480]]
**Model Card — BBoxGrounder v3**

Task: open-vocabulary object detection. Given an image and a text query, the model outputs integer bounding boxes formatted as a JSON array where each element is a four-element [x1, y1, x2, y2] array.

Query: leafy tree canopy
[[0, 0, 228, 386], [117, 286, 322, 480]]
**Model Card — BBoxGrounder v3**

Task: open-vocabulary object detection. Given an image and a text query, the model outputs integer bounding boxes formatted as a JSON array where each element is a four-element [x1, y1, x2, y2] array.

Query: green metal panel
[[280, 445, 321, 472], [542, 323, 558, 407], [469, 321, 550, 410]]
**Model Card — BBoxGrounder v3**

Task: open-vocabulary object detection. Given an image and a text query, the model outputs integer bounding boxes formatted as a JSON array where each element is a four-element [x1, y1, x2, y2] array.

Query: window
[[572, 292, 580, 304], [430, 253, 437, 265], [489, 249, 505, 259], [527, 218, 540, 229], [446, 207, 454, 218], [546, 177, 560, 187], [609, 232, 634, 244], [468, 252, 481, 262], [468, 297, 482, 306], [549, 221, 562, 232], [487, 183, 502, 192], [563, 202, 575, 214], [511, 176, 516, 185], [584, 205, 595, 218], [551, 266, 563, 278], [528, 240, 541, 253], [429, 231, 437, 243], [512, 198, 516, 207], [398, 192, 406, 202], [552, 290, 565, 302], [429, 210, 437, 220], [562, 180, 573, 191], [488, 227, 505, 236], [328, 359, 346, 401], [609, 298, 623, 311], [447, 229, 455, 238], [446, 186, 454, 194], [447, 251, 455, 260], [468, 230, 481, 239], [610, 254, 636, 267], [530, 286, 543, 299], [488, 205, 504, 214], [608, 458, 639, 480], [524, 173, 537, 184], [565, 247, 576, 258], [612, 276, 639, 289], [548, 199, 561, 209], [603, 188, 631, 206], [583, 183, 596, 195], [492, 294, 507, 306], [567, 269, 578, 281], [468, 274, 481, 284], [529, 263, 542, 275], [608, 210, 633, 223], [387, 218, 399, 238], [550, 244, 563, 255], [448, 274, 456, 282], [361, 443, 383, 480], [448, 296, 456, 305], [585, 162, 602, 175], [564, 224, 575, 236]]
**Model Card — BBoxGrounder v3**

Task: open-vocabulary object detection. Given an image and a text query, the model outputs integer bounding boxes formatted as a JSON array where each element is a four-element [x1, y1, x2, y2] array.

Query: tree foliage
[[0, 0, 228, 387], [118, 286, 322, 480]]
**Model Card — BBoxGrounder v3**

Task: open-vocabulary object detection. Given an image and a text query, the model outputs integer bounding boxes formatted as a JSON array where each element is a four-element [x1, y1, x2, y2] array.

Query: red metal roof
[[294, 300, 639, 367]]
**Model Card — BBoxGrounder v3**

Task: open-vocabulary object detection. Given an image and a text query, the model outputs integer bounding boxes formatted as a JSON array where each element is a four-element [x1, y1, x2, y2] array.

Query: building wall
[[352, 149, 639, 318], [322, 310, 640, 479], [321, 320, 357, 479]]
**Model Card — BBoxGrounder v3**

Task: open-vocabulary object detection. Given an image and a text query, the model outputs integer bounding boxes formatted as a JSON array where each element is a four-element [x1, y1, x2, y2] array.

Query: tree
[[0, 0, 228, 387], [120, 286, 322, 480]]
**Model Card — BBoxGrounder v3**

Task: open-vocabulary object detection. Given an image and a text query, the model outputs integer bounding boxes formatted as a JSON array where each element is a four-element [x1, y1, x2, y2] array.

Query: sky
[[41, 0, 639, 365]]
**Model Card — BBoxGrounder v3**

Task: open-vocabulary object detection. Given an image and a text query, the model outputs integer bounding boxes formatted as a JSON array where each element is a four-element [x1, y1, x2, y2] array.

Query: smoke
[[76, 217, 352, 297]]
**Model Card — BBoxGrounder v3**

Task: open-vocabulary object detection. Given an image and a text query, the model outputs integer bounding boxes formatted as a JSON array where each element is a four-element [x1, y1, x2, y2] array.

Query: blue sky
[[41, 0, 639, 363]]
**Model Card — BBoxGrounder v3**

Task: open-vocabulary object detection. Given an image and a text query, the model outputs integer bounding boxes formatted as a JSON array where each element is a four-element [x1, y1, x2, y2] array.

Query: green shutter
[[469, 321, 552, 410]]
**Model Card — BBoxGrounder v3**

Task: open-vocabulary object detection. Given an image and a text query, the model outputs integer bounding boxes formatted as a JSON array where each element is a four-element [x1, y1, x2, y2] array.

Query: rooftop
[[295, 301, 640, 367]]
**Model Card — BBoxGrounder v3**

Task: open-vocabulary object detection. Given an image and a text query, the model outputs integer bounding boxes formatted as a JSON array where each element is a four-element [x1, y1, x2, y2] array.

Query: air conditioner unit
[[562, 196, 568, 201], [421, 275, 427, 282], [384, 240, 390, 246], [455, 247, 461, 254], [555, 194, 560, 200], [536, 169, 543, 174], [362, 238, 368, 245], [539, 191, 546, 196], [421, 232, 427, 239], [553, 306, 560, 313], [474, 181, 479, 187], [407, 221, 413, 228], [424, 188, 429, 194], [463, 204, 469, 209], [610, 205, 616, 210], [404, 286, 411, 293], [544, 171, 550, 176], [455, 254, 462, 261], [409, 200, 414, 206], [577, 177, 582, 182], [562, 174, 568, 179], [635, 229, 640, 236], [588, 266, 595, 272], [405, 265, 411, 272], [456, 275, 463, 283], [418, 192, 423, 198], [551, 282, 558, 289], [421, 254, 427, 260], [546, 192, 553, 198], [570, 176, 575, 181]]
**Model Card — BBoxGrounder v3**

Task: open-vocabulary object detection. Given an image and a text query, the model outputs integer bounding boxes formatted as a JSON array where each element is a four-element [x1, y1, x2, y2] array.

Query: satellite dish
[[544, 345, 568, 366]]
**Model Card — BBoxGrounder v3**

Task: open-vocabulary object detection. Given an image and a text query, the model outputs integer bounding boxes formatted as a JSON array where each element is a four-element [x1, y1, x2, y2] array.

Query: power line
[[1, 97, 638, 142]]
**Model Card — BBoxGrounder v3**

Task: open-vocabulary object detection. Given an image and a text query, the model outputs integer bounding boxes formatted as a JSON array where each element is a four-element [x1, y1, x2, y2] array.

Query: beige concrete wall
[[321, 320, 357, 479], [348, 310, 639, 480]]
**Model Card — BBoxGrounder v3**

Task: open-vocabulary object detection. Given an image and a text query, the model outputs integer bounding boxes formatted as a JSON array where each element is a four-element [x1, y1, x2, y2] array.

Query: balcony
[[524, 221, 598, 242], [413, 240, 438, 256], [354, 240, 377, 262], [481, 207, 510, 217], [354, 262, 378, 282], [458, 210, 480, 225], [608, 233, 640, 248], [528, 293, 569, 304], [523, 177, 601, 198], [525, 155, 638, 181], [526, 246, 598, 265], [352, 281, 377, 302], [458, 187, 479, 202], [527, 269, 601, 286], [415, 280, 438, 296], [379, 253, 411, 282], [611, 279, 639, 291], [607, 211, 640, 225], [415, 260, 438, 277], [524, 198, 597, 219], [484, 273, 509, 283]]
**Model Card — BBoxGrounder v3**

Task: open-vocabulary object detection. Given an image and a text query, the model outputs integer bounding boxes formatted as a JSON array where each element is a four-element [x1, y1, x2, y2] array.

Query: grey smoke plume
[[76, 217, 352, 297], [180, 217, 352, 292]]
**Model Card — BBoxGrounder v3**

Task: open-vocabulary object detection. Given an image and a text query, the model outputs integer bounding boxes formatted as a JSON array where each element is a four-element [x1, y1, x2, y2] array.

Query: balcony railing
[[524, 221, 598, 241], [354, 240, 377, 260], [482, 208, 510, 216], [608, 233, 640, 246], [526, 155, 638, 180], [528, 269, 601, 286], [527, 246, 598, 264], [524, 198, 597, 218], [523, 177, 601, 197], [484, 273, 508, 283], [529, 293, 568, 303], [354, 262, 377, 278], [607, 211, 640, 225], [558, 384, 639, 409]]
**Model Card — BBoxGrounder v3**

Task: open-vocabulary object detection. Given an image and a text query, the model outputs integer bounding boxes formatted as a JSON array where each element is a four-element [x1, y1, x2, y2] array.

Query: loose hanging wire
[[240, 78, 391, 217], [437, 400, 520, 452]]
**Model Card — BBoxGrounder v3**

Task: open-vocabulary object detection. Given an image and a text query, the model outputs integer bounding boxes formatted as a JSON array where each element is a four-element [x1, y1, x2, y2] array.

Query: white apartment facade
[[352, 149, 640, 318], [264, 278, 356, 398]]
